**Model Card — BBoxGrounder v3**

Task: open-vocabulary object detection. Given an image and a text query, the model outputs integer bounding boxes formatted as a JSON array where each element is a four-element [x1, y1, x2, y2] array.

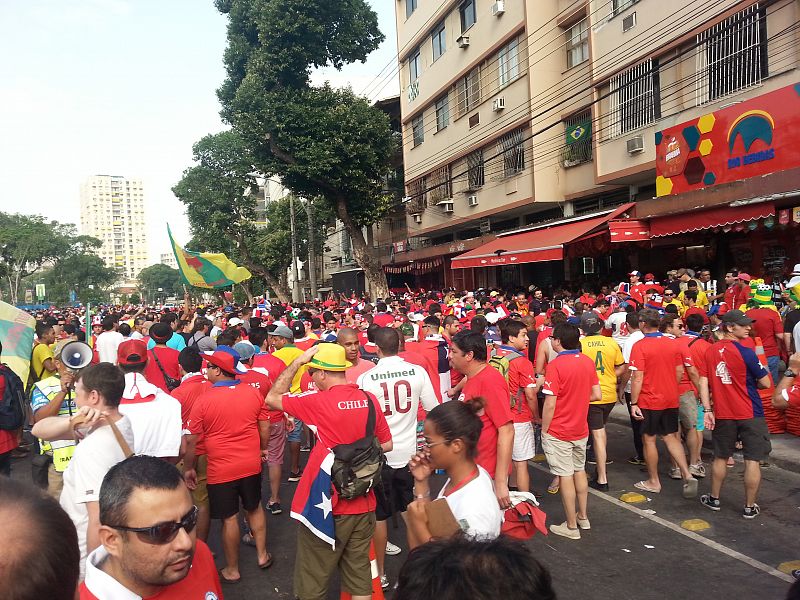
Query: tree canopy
[[137, 263, 183, 301]]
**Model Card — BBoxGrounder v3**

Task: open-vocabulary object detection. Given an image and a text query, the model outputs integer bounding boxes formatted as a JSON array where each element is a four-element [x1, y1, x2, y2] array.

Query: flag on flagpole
[[0, 301, 36, 386], [168, 226, 252, 289], [291, 450, 336, 549]]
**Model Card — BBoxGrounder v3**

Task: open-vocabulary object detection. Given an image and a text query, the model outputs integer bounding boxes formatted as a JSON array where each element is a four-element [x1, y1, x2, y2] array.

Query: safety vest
[[33, 376, 77, 473]]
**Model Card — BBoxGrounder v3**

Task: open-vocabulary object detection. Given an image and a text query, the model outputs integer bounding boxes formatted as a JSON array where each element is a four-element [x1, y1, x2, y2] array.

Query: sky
[[0, 0, 399, 263]]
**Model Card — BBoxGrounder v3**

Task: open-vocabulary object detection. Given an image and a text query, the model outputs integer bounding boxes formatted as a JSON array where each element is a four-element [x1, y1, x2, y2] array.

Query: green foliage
[[43, 253, 117, 305], [129, 293, 141, 305], [137, 264, 183, 299]]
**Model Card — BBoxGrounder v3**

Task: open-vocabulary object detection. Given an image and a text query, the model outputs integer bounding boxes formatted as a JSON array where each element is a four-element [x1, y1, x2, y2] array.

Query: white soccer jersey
[[357, 355, 439, 468]]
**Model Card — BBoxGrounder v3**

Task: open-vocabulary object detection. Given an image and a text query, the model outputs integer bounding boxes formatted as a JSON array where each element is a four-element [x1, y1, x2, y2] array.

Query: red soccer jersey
[[240, 367, 282, 421], [724, 285, 750, 310], [629, 333, 687, 410], [700, 339, 769, 419], [283, 384, 391, 515], [144, 347, 181, 393], [373, 313, 394, 327], [295, 337, 316, 351], [188, 380, 270, 484], [684, 306, 709, 325], [459, 366, 513, 478], [746, 307, 783, 357], [171, 374, 210, 455], [782, 383, 800, 408], [676, 333, 711, 394], [80, 540, 222, 600], [252, 352, 287, 383], [400, 349, 442, 411], [542, 350, 598, 441], [495, 345, 536, 423]]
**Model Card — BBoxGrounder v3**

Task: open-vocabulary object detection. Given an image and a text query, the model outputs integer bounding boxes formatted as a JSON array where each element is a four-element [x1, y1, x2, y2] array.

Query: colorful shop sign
[[655, 83, 800, 197]]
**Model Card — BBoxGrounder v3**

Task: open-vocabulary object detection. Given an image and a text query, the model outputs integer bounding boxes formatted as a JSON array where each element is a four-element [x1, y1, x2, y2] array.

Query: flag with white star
[[290, 450, 336, 549]]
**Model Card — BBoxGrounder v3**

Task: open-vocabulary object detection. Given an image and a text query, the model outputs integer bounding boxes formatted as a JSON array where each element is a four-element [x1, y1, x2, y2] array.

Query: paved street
[[10, 415, 799, 599]]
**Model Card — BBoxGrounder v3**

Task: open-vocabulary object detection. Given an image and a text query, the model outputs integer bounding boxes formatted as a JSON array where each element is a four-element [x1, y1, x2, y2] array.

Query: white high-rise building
[[160, 253, 178, 269], [80, 175, 148, 281]]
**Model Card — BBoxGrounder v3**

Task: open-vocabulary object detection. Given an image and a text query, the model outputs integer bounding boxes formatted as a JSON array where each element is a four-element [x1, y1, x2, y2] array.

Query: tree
[[137, 264, 183, 302], [43, 252, 117, 305], [215, 0, 396, 299]]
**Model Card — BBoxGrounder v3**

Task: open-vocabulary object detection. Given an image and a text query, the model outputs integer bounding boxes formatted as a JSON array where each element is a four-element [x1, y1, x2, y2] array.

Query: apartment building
[[160, 253, 178, 269], [393, 0, 800, 289], [79, 175, 148, 281]]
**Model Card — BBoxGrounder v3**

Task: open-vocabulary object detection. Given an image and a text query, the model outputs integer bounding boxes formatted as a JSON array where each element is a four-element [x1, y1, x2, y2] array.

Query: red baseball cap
[[117, 339, 148, 367], [204, 351, 239, 375]]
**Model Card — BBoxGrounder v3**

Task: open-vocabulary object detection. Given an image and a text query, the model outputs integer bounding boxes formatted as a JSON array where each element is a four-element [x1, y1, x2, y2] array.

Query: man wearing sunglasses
[[81, 455, 222, 599]]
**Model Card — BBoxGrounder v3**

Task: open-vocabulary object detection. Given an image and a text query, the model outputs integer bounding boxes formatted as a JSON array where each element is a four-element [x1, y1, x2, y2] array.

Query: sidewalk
[[607, 404, 800, 474]]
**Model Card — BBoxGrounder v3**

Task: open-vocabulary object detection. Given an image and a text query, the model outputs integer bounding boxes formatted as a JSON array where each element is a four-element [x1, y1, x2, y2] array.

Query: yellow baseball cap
[[308, 343, 353, 372]]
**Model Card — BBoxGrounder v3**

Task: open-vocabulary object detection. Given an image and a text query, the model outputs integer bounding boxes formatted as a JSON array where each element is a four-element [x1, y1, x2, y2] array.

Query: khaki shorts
[[192, 454, 209, 507], [294, 512, 376, 600], [679, 391, 698, 430], [542, 432, 588, 476]]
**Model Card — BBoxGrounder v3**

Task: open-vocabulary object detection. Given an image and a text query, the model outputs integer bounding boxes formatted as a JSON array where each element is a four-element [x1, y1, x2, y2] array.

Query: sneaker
[[268, 502, 282, 515], [300, 445, 312, 452], [577, 517, 591, 530], [380, 575, 390, 590], [742, 504, 761, 519], [627, 456, 646, 466], [549, 522, 581, 539], [385, 541, 402, 556], [689, 462, 706, 478], [791, 569, 800, 581], [700, 494, 721, 511], [242, 532, 257, 546], [668, 467, 682, 480], [288, 470, 302, 482]]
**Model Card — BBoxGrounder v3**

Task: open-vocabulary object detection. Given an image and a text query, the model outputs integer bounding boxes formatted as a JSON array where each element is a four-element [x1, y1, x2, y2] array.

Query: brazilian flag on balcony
[[566, 121, 591, 145], [168, 226, 251, 289]]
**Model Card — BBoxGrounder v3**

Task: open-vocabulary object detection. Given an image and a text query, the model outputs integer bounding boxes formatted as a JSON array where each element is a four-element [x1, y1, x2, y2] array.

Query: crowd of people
[[2, 263, 800, 599]]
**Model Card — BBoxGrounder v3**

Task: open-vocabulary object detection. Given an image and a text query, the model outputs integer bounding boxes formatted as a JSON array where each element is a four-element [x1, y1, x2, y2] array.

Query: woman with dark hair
[[406, 399, 503, 548]]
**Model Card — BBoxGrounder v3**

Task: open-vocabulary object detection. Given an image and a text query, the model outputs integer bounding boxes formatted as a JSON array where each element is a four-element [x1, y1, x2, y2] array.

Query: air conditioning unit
[[626, 135, 644, 154], [457, 35, 470, 48], [492, 97, 505, 112], [442, 202, 454, 214], [413, 213, 423, 223], [622, 12, 636, 32], [467, 195, 479, 207], [491, 1, 505, 16], [401, 195, 412, 203]]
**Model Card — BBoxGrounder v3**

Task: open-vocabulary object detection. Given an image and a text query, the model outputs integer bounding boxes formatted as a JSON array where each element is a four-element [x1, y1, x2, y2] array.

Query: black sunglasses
[[109, 505, 198, 545]]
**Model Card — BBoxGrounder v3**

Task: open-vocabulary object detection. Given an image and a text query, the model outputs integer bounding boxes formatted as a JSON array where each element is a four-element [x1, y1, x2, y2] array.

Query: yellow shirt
[[581, 335, 624, 404], [678, 289, 708, 309], [663, 299, 684, 313], [273, 345, 305, 393], [31, 343, 56, 381]]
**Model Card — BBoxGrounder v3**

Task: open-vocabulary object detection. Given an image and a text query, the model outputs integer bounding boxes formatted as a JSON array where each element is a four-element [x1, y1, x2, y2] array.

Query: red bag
[[501, 499, 548, 540]]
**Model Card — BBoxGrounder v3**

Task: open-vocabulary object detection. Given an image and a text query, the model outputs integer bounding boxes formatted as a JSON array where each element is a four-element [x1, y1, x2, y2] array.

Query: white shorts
[[512, 422, 535, 462]]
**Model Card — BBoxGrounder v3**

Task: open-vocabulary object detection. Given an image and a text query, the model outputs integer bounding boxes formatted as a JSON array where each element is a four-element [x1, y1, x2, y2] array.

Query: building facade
[[160, 253, 178, 269], [79, 175, 148, 281], [393, 0, 800, 290]]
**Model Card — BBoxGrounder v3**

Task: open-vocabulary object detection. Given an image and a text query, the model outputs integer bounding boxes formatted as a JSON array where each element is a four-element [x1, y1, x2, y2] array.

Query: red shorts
[[266, 420, 287, 466]]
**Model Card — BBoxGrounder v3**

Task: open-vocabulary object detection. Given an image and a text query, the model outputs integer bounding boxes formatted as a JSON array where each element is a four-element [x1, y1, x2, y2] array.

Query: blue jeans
[[287, 419, 304, 443], [767, 355, 780, 385]]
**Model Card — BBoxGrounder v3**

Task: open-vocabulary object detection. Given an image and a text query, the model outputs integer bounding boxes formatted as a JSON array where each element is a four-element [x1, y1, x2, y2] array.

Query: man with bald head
[[338, 327, 375, 384]]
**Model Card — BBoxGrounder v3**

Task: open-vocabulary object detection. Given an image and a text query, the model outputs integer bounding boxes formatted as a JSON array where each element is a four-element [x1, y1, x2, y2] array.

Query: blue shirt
[[147, 332, 186, 352]]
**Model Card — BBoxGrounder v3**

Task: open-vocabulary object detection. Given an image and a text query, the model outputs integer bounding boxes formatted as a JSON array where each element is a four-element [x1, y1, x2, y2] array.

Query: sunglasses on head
[[109, 505, 198, 545]]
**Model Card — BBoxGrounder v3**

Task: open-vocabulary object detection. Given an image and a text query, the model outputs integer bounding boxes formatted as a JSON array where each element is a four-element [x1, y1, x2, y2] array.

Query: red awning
[[649, 203, 775, 238], [609, 219, 650, 242], [451, 204, 633, 269]]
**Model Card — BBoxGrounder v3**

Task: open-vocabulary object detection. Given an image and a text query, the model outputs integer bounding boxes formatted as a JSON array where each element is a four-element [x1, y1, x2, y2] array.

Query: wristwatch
[[784, 369, 797, 378]]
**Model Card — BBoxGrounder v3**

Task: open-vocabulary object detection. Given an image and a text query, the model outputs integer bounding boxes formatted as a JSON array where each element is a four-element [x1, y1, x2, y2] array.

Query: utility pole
[[289, 195, 302, 303], [306, 198, 318, 299]]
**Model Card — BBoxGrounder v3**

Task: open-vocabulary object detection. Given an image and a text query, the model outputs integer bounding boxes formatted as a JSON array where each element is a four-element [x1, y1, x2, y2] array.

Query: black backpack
[[0, 364, 26, 431], [330, 393, 384, 500]]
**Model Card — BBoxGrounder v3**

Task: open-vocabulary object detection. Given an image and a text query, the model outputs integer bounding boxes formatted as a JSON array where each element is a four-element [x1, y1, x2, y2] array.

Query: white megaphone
[[59, 341, 93, 373]]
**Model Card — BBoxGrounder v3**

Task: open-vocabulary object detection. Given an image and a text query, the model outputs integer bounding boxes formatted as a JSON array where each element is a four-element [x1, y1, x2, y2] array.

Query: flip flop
[[258, 553, 274, 570], [547, 480, 560, 494], [219, 569, 240, 584], [634, 481, 661, 494]]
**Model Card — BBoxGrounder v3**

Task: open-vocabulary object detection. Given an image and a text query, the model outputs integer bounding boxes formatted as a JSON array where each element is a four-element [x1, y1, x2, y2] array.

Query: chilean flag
[[291, 449, 336, 549]]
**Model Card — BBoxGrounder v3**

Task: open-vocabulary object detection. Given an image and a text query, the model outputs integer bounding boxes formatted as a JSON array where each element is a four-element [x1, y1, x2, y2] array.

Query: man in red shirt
[[81, 456, 222, 599], [183, 350, 272, 583], [407, 316, 452, 401], [266, 344, 392, 600], [629, 309, 698, 498], [746, 302, 784, 384], [143, 323, 181, 393], [449, 330, 514, 509], [541, 323, 601, 539], [724, 272, 752, 311], [373, 302, 394, 328]]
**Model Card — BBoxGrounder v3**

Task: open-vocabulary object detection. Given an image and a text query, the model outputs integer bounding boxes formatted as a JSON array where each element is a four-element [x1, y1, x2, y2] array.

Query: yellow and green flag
[[0, 300, 36, 386], [168, 226, 252, 289]]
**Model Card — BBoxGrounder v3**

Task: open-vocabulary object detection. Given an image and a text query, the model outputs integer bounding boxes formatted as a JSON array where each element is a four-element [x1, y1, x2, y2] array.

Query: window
[[566, 21, 589, 68], [432, 22, 446, 61], [412, 114, 425, 146], [456, 66, 481, 116], [460, 0, 477, 32], [499, 128, 525, 177], [409, 47, 421, 82], [612, 0, 638, 14], [467, 149, 485, 189], [608, 59, 660, 138], [696, 4, 766, 106], [406, 177, 428, 213], [406, 0, 417, 18], [562, 110, 593, 167], [428, 165, 452, 205], [435, 95, 450, 131], [498, 38, 520, 87]]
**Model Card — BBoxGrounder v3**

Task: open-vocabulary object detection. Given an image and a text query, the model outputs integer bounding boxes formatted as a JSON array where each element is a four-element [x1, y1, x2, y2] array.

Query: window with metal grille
[[696, 4, 767, 106], [566, 21, 589, 69], [412, 114, 424, 146], [406, 177, 427, 214], [612, 0, 638, 15], [608, 59, 660, 138], [499, 128, 525, 177], [460, 0, 477, 32], [406, 0, 417, 19], [432, 22, 446, 61], [467, 149, 485, 189], [456, 66, 481, 117], [562, 110, 593, 166], [435, 95, 450, 132], [428, 165, 452, 205], [498, 38, 520, 87], [409, 48, 421, 82]]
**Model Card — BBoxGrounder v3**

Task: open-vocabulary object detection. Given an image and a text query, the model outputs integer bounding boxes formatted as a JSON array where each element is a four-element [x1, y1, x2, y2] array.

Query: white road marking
[[530, 463, 794, 583]]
